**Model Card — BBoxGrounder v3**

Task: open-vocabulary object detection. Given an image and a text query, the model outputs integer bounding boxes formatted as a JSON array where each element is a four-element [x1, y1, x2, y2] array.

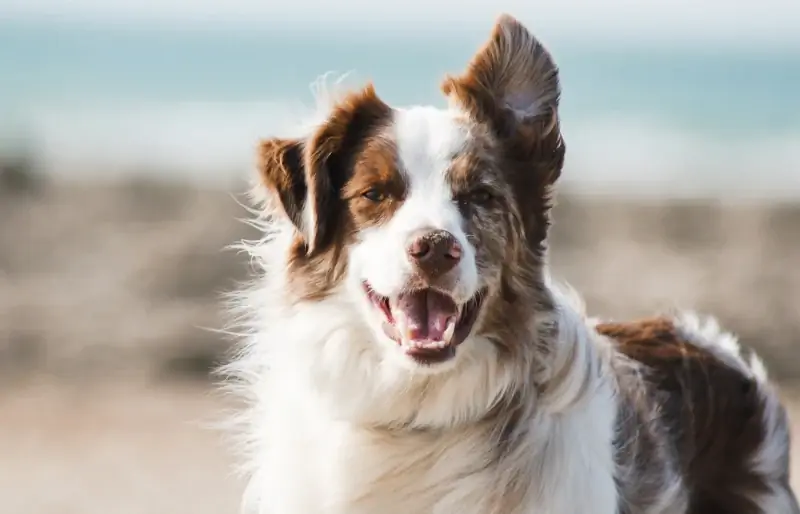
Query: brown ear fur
[[302, 83, 392, 254], [443, 14, 566, 257], [442, 14, 562, 182], [257, 137, 307, 230], [256, 84, 392, 256]]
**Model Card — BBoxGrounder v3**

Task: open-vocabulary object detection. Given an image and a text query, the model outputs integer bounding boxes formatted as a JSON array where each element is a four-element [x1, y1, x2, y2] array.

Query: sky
[[2, 0, 800, 47]]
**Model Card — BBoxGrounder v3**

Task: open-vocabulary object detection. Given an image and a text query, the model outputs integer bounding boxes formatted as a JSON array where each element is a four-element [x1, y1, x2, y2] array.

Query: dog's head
[[257, 15, 564, 376]]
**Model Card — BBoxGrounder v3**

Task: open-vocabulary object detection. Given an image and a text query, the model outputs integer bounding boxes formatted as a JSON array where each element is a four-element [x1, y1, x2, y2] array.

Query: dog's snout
[[406, 229, 462, 278]]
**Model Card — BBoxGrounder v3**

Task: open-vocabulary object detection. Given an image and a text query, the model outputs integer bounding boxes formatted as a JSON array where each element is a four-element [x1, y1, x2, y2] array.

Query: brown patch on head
[[600, 317, 794, 512], [437, 15, 566, 358], [442, 14, 564, 260], [256, 84, 397, 300], [447, 131, 520, 282], [342, 135, 406, 229]]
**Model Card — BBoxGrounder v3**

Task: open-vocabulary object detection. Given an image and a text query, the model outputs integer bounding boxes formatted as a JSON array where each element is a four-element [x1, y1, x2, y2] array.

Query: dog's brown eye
[[362, 188, 386, 202]]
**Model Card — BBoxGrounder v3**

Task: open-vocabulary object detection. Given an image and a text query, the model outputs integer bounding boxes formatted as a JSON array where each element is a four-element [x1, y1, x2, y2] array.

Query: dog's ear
[[257, 84, 391, 255], [443, 15, 565, 256], [442, 14, 562, 181], [257, 137, 308, 231]]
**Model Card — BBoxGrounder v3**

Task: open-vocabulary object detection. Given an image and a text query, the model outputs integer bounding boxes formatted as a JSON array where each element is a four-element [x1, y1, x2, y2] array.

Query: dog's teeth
[[443, 318, 456, 344]]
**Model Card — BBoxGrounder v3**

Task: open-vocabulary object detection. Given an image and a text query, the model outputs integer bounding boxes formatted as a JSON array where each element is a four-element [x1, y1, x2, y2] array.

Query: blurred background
[[1, 1, 799, 512]]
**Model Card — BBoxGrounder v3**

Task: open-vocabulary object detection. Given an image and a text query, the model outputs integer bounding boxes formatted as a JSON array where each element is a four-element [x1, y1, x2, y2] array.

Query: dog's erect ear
[[257, 84, 391, 255], [444, 15, 564, 254], [442, 14, 561, 153]]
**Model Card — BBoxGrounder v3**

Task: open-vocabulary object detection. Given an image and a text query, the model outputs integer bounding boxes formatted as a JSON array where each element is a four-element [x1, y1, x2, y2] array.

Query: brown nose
[[406, 229, 462, 279]]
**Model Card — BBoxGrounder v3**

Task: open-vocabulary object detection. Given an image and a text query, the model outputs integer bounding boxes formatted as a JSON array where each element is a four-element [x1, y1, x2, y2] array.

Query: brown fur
[[256, 84, 395, 300], [257, 138, 307, 230], [440, 15, 565, 363], [600, 318, 797, 513], [442, 15, 563, 261], [342, 135, 406, 229]]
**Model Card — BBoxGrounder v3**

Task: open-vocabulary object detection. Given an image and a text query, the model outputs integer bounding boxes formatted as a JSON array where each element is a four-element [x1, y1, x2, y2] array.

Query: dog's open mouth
[[363, 283, 486, 365]]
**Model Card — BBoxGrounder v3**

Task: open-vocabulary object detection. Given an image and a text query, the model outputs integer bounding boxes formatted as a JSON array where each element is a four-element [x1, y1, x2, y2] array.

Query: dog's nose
[[406, 229, 462, 278]]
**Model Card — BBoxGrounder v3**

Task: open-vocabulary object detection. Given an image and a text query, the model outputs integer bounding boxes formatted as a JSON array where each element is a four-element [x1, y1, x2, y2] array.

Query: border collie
[[223, 14, 798, 514]]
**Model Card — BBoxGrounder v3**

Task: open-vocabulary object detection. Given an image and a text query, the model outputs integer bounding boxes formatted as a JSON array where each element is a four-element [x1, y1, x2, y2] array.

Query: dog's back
[[599, 315, 799, 514]]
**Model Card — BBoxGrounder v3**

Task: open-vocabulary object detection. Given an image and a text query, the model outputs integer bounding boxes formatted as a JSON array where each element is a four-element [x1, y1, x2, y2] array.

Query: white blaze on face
[[348, 106, 479, 303]]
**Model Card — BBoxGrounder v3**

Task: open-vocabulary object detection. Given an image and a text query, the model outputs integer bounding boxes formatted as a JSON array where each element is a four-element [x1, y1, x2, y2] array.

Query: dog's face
[[257, 15, 564, 373]]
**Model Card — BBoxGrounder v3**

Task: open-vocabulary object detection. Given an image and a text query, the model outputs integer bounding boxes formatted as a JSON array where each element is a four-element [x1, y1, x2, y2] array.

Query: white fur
[[347, 106, 485, 371], [224, 235, 621, 513], [752, 368, 795, 513], [673, 312, 749, 374], [349, 106, 478, 330]]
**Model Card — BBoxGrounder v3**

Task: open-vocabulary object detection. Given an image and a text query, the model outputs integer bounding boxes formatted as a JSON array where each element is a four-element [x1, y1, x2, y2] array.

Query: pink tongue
[[394, 290, 457, 341]]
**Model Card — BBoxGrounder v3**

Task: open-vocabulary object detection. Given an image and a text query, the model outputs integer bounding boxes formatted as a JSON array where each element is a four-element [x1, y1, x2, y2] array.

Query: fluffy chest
[[249, 389, 620, 514], [256, 407, 506, 514]]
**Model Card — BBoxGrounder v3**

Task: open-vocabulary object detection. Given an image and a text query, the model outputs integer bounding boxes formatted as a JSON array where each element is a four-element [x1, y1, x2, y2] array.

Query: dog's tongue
[[392, 290, 458, 343]]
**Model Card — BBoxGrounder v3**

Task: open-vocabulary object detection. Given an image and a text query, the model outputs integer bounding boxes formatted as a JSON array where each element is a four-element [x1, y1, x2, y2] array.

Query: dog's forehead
[[390, 106, 471, 189]]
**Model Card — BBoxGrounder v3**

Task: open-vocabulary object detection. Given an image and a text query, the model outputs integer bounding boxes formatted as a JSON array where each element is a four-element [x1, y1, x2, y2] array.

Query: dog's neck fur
[[224, 224, 621, 514]]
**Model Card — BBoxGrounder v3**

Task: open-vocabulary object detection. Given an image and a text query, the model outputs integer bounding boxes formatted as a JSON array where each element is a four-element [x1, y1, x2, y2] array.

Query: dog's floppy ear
[[257, 137, 308, 231], [442, 15, 562, 174], [257, 84, 391, 255]]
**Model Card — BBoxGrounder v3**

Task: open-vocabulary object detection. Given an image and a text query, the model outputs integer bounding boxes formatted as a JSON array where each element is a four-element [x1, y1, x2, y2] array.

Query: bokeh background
[[2, 1, 800, 512]]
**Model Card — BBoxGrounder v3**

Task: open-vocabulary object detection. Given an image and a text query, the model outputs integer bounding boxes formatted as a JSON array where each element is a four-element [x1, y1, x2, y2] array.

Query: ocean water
[[2, 21, 800, 196]]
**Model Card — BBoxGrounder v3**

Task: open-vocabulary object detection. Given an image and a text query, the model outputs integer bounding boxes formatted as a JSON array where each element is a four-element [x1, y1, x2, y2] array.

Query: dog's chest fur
[[250, 370, 619, 514], [256, 384, 498, 513]]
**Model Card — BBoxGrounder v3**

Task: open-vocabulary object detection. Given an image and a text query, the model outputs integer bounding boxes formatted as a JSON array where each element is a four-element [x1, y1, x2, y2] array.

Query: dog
[[222, 14, 799, 514]]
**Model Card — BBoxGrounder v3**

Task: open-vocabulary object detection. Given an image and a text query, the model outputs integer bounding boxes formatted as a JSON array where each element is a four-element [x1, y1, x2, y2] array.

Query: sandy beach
[[0, 380, 797, 514]]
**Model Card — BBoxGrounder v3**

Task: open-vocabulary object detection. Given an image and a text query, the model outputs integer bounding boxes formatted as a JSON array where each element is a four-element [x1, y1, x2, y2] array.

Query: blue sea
[[2, 21, 800, 196]]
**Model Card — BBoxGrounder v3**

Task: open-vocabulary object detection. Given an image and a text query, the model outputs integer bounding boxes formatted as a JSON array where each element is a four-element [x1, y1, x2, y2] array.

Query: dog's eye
[[470, 189, 493, 204], [362, 188, 386, 202], [460, 188, 493, 206]]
